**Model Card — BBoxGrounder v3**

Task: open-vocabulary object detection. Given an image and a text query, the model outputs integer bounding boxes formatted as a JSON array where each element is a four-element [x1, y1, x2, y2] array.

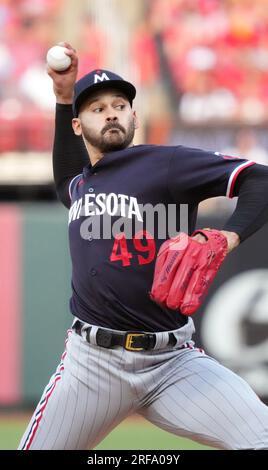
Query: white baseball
[[46, 45, 71, 71]]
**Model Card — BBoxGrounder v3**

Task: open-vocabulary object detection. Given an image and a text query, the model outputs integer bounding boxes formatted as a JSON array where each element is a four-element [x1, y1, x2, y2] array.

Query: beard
[[81, 118, 136, 153]]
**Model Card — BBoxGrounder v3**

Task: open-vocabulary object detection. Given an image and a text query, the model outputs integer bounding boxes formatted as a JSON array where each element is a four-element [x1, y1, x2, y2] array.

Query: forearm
[[53, 103, 88, 189], [223, 164, 268, 243]]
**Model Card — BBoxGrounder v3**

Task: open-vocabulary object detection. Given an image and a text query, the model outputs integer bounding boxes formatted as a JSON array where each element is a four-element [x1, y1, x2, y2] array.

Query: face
[[72, 89, 138, 153]]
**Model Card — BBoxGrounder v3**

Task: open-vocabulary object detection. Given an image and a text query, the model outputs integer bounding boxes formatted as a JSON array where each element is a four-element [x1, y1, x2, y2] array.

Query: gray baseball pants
[[18, 318, 268, 450]]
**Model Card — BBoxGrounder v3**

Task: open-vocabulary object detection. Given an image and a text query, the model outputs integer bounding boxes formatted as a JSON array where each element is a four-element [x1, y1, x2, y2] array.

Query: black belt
[[73, 320, 177, 352]]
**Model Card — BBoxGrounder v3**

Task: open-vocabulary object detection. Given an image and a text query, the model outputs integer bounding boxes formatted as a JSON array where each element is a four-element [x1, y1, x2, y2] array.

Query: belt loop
[[172, 318, 194, 347], [153, 331, 170, 350], [87, 325, 99, 346]]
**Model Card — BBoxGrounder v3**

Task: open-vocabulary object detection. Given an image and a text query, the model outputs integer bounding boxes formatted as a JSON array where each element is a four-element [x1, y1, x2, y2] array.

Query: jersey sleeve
[[168, 146, 255, 203], [68, 173, 83, 200]]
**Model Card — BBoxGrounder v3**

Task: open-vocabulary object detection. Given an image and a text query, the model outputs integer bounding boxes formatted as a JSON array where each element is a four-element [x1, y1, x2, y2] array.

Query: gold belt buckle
[[125, 333, 145, 351]]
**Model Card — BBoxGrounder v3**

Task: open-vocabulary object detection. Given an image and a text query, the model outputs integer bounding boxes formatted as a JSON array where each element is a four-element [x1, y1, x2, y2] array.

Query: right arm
[[48, 42, 89, 208]]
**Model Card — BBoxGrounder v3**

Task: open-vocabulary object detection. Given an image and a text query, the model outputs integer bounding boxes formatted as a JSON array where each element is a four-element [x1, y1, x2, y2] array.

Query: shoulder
[[130, 145, 221, 167], [130, 144, 179, 158]]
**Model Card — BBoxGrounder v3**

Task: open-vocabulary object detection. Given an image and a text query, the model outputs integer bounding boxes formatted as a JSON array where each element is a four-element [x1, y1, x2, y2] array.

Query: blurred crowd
[[144, 0, 268, 124], [0, 0, 268, 165]]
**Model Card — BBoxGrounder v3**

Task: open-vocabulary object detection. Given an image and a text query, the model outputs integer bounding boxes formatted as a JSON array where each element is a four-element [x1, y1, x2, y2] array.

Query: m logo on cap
[[94, 72, 110, 83]]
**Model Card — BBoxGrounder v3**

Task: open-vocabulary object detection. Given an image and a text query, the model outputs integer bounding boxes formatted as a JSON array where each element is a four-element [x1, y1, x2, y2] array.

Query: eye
[[115, 104, 125, 110], [93, 107, 103, 113]]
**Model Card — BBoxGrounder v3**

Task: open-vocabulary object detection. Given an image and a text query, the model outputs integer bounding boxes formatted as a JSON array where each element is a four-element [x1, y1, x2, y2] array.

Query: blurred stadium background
[[0, 0, 268, 450]]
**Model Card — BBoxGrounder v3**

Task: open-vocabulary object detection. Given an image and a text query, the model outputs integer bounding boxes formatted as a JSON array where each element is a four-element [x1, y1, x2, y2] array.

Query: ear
[[72, 118, 82, 136], [133, 110, 139, 130]]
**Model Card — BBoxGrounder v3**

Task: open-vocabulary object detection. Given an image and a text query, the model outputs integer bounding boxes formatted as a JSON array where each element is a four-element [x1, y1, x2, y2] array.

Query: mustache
[[101, 122, 125, 135]]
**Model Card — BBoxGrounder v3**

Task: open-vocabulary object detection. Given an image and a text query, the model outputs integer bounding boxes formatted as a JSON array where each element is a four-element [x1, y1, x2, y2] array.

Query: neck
[[84, 142, 104, 167], [89, 149, 104, 167], [85, 141, 135, 167]]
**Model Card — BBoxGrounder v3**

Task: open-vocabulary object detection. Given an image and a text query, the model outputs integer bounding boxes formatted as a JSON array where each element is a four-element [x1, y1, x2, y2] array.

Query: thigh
[[141, 354, 268, 449], [18, 330, 134, 450]]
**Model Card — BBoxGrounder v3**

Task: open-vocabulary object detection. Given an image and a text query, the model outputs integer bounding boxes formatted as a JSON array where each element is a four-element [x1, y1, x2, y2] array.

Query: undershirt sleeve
[[53, 103, 88, 208], [223, 164, 268, 242]]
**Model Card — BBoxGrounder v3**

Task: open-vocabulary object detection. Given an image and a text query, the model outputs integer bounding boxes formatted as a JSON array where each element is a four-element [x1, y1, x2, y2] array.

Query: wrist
[[56, 98, 73, 105], [54, 88, 74, 104], [220, 230, 240, 253]]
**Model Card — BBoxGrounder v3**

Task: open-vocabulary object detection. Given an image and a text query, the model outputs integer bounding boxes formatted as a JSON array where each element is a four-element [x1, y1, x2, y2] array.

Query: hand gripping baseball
[[150, 230, 228, 315], [46, 42, 78, 103]]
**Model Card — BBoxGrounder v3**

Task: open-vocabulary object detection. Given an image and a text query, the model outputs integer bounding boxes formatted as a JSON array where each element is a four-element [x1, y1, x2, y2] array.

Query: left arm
[[196, 164, 268, 252], [154, 154, 268, 314]]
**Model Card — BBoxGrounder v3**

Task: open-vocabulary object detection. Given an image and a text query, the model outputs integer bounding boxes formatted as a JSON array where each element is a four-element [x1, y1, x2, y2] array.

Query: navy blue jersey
[[66, 144, 254, 331]]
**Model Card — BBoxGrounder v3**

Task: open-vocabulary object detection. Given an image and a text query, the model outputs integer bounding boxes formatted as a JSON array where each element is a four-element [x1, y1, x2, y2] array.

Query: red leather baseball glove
[[150, 229, 228, 316]]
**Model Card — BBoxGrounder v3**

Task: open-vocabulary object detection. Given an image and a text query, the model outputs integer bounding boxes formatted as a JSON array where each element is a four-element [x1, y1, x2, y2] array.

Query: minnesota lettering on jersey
[[68, 192, 143, 224]]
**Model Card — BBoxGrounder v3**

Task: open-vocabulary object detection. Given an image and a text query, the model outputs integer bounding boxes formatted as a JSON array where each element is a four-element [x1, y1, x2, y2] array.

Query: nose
[[106, 114, 118, 123]]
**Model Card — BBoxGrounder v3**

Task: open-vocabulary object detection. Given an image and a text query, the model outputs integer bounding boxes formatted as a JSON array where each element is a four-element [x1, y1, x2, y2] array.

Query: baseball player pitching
[[18, 43, 268, 450]]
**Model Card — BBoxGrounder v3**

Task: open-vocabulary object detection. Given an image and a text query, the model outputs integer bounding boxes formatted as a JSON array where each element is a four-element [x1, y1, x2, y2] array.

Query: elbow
[[55, 181, 71, 209]]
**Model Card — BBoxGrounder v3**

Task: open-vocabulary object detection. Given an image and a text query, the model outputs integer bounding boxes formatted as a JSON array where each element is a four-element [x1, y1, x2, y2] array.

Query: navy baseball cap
[[73, 69, 136, 117]]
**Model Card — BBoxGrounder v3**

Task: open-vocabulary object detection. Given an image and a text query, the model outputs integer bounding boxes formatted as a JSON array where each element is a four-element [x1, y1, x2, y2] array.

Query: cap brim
[[74, 80, 136, 116]]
